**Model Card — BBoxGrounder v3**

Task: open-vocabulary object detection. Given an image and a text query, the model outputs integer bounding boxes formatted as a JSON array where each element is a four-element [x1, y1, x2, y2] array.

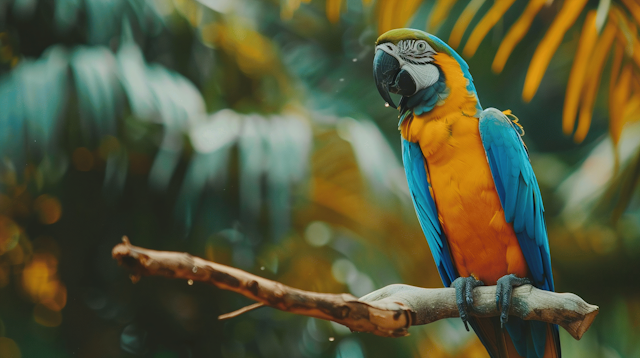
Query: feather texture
[[386, 29, 560, 358], [402, 139, 458, 286], [479, 108, 561, 358]]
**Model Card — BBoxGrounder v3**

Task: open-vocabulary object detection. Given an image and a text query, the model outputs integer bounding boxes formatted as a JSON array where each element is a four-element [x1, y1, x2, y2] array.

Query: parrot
[[372, 28, 560, 358]]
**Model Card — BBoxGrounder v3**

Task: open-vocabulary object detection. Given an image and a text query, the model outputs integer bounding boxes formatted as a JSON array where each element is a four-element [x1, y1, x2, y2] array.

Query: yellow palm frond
[[301, 0, 640, 153], [326, 0, 342, 23], [398, 0, 424, 31], [523, 0, 589, 102], [609, 41, 625, 143], [377, 0, 398, 35], [612, 6, 639, 62], [610, 42, 624, 100], [377, 0, 422, 34], [609, 63, 633, 172], [428, 0, 459, 33], [462, 0, 517, 57], [609, 64, 634, 143], [449, 0, 486, 49], [622, 92, 640, 125], [492, 0, 547, 73], [573, 19, 617, 143], [281, 0, 302, 19], [621, 0, 640, 24], [563, 11, 598, 136]]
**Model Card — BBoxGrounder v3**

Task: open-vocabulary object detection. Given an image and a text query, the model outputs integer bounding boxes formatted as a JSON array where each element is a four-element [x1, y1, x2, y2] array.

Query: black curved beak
[[373, 50, 417, 109], [373, 50, 399, 109]]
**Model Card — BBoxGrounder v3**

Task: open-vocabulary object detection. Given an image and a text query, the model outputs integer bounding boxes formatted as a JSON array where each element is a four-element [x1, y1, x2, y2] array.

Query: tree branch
[[111, 237, 598, 339]]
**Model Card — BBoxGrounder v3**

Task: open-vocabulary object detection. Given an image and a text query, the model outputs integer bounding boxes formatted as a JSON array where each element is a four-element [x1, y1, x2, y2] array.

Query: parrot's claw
[[451, 276, 484, 331], [495, 274, 532, 328]]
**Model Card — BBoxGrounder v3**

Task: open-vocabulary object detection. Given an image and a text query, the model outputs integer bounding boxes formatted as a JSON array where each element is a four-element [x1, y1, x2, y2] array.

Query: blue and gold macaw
[[373, 29, 560, 358]]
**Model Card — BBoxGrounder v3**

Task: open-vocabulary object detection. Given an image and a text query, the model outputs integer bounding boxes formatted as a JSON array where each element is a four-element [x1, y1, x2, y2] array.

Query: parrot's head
[[373, 28, 479, 118]]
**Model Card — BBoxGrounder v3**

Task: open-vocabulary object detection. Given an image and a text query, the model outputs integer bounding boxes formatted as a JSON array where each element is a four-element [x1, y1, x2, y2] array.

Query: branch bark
[[111, 237, 598, 339]]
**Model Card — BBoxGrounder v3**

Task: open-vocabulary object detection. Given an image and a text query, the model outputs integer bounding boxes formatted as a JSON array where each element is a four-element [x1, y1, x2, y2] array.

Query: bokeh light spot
[[33, 195, 62, 224], [21, 251, 67, 311], [72, 147, 94, 171], [41, 281, 67, 311], [121, 324, 149, 355], [348, 272, 375, 297], [331, 259, 357, 284], [0, 215, 20, 254], [33, 303, 62, 327], [0, 337, 21, 358], [22, 254, 57, 299], [336, 338, 363, 358], [305, 221, 332, 247], [205, 244, 215, 261]]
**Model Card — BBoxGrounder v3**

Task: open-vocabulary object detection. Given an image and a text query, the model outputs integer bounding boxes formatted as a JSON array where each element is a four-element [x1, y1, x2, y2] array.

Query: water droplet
[[260, 266, 265, 271], [352, 58, 357, 62], [384, 103, 390, 107], [339, 78, 344, 82], [192, 266, 198, 273], [329, 337, 335, 342], [187, 279, 194, 285]]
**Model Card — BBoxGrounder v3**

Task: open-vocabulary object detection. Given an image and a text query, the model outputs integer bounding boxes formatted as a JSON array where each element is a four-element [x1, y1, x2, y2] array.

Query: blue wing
[[478, 108, 554, 291], [403, 138, 499, 356], [479, 108, 560, 358], [401, 139, 457, 287]]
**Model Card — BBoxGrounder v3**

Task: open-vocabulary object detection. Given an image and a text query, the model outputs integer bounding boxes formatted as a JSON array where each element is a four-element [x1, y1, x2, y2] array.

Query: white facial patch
[[375, 40, 440, 95], [402, 63, 439, 93]]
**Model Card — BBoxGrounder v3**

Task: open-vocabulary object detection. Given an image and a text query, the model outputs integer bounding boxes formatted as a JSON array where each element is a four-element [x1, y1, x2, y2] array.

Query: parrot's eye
[[416, 41, 427, 52]]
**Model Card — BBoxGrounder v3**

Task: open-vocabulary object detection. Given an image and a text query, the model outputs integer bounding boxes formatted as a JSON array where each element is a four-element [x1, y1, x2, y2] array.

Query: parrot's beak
[[374, 50, 399, 108], [373, 49, 417, 109]]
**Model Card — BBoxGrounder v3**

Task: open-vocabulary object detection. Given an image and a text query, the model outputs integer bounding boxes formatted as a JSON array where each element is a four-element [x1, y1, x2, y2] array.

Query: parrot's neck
[[400, 53, 481, 141]]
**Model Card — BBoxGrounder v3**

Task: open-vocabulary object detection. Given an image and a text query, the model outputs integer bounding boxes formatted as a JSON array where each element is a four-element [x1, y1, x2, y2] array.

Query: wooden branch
[[111, 237, 599, 339]]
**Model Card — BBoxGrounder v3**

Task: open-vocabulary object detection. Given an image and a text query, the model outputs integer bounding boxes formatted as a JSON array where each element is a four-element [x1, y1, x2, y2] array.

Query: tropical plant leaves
[[491, 0, 546, 73], [284, 0, 640, 150], [558, 121, 640, 228], [71, 46, 122, 142], [337, 117, 408, 201], [563, 12, 598, 136], [461, 0, 516, 57], [0, 46, 68, 166]]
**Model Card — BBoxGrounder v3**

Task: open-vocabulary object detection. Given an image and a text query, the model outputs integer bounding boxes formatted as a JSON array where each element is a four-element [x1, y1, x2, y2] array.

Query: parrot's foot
[[451, 276, 484, 331], [495, 274, 532, 328]]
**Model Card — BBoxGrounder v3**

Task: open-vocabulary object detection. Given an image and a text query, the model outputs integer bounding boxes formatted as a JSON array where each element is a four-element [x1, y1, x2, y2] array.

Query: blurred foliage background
[[1, 0, 640, 357]]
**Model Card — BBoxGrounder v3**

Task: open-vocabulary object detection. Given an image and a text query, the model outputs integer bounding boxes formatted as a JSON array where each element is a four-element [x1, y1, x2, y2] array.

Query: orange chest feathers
[[400, 57, 529, 284]]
